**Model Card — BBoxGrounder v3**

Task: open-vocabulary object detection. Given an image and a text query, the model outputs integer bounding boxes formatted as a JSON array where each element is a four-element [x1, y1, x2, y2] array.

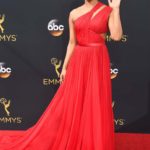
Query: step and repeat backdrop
[[0, 0, 150, 133]]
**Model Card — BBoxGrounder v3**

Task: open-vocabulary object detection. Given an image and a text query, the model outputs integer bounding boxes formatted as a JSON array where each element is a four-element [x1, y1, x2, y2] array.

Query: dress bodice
[[74, 2, 113, 45]]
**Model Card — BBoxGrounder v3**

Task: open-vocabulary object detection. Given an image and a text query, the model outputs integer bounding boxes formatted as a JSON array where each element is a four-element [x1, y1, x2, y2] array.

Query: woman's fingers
[[59, 74, 64, 84], [108, 0, 112, 5]]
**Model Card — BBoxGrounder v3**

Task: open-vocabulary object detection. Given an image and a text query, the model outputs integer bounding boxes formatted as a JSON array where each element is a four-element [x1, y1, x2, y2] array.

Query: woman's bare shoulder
[[69, 5, 84, 20]]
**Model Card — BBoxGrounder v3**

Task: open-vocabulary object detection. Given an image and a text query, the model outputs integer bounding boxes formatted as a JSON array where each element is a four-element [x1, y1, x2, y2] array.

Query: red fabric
[[0, 2, 115, 149], [115, 133, 150, 150]]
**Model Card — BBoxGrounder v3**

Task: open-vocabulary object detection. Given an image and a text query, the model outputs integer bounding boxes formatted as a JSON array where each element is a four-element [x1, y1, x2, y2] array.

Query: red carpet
[[0, 131, 150, 149], [115, 133, 150, 150]]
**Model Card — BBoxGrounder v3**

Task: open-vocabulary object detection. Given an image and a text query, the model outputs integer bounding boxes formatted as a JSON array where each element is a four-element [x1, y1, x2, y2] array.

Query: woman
[[0, 0, 123, 149], [60, 0, 122, 83]]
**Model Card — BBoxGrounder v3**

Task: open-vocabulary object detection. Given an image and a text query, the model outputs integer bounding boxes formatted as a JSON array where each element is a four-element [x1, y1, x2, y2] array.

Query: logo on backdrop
[[0, 62, 12, 79], [113, 100, 126, 126], [43, 58, 62, 85], [0, 14, 17, 42], [110, 64, 123, 126], [48, 19, 64, 37], [0, 14, 5, 33], [0, 98, 10, 116], [106, 34, 128, 42], [110, 63, 119, 79], [0, 98, 22, 124]]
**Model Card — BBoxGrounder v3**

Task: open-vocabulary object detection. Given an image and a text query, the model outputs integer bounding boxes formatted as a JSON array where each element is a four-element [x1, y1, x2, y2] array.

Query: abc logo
[[0, 63, 11, 78], [48, 19, 64, 37], [111, 68, 119, 79]]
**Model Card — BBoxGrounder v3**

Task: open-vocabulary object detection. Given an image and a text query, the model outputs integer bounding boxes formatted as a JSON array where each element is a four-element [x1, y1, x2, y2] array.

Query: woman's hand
[[59, 68, 67, 84], [108, 0, 123, 41], [108, 0, 121, 9]]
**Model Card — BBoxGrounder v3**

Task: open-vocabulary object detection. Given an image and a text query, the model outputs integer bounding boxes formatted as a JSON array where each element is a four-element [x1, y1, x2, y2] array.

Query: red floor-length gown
[[0, 2, 115, 150]]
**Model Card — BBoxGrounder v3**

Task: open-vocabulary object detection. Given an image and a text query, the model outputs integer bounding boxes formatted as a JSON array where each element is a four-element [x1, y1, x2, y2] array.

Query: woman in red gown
[[0, 0, 123, 149]]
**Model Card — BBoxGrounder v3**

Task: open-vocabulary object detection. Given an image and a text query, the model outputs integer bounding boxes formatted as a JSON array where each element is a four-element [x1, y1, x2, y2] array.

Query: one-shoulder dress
[[0, 2, 115, 150]]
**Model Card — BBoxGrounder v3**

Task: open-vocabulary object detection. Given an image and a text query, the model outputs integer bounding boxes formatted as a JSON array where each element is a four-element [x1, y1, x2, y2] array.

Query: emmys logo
[[113, 100, 126, 126], [0, 97, 22, 124], [48, 19, 64, 37], [110, 63, 119, 79], [43, 58, 62, 85], [0, 98, 10, 116], [51, 58, 62, 78], [0, 14, 5, 33], [0, 14, 17, 42], [106, 34, 128, 42], [0, 62, 12, 79]]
